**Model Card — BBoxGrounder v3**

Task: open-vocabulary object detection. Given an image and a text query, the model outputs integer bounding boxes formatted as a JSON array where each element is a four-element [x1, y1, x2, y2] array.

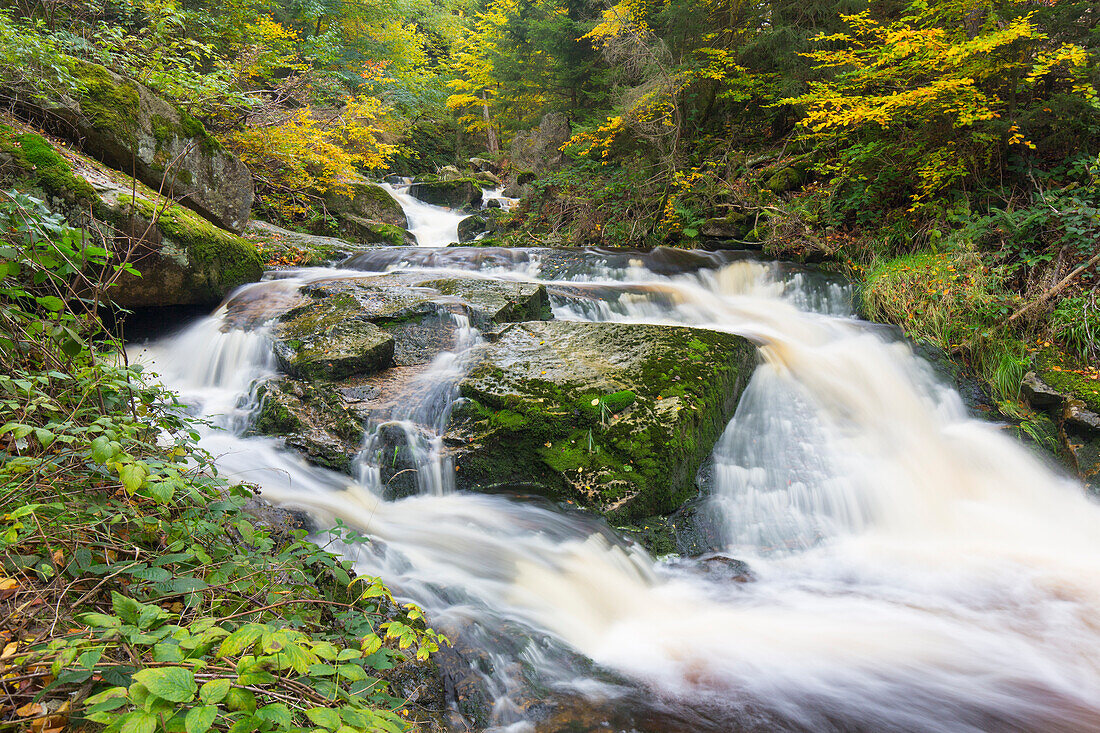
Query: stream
[[134, 186, 1100, 732]]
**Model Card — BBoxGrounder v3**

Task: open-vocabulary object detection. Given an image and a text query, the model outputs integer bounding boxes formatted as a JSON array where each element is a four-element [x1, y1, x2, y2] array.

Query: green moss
[[4, 132, 97, 203], [122, 194, 263, 296], [178, 110, 222, 152], [0, 127, 33, 173], [151, 115, 172, 146], [1033, 347, 1100, 413], [70, 60, 139, 148], [254, 386, 305, 435], [453, 325, 755, 520], [364, 222, 407, 247]]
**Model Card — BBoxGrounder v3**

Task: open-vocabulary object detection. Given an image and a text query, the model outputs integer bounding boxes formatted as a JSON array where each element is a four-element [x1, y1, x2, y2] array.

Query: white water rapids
[[133, 196, 1100, 732]]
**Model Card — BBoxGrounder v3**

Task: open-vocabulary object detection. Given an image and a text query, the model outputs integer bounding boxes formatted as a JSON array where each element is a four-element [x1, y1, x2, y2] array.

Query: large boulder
[[445, 321, 757, 520], [323, 180, 408, 228], [0, 124, 262, 307], [247, 274, 553, 475], [458, 215, 488, 243], [109, 194, 263, 308], [272, 294, 396, 381], [509, 113, 570, 174], [409, 179, 482, 209], [10, 60, 254, 232]]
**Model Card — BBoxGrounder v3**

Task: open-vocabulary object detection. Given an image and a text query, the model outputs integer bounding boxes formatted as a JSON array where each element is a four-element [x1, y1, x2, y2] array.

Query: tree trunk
[[481, 92, 499, 154]]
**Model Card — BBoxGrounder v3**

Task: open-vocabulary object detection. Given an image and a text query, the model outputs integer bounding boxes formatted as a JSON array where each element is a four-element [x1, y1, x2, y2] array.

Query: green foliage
[[0, 193, 444, 730], [862, 249, 1030, 400]]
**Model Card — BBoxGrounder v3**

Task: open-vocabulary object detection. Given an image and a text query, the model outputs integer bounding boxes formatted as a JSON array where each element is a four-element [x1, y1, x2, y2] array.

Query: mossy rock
[[413, 278, 552, 327], [1032, 347, 1100, 414], [0, 128, 96, 203], [279, 277, 551, 368], [10, 60, 253, 232], [458, 215, 488, 243], [409, 179, 483, 209], [763, 158, 812, 194], [111, 194, 263, 307], [445, 321, 757, 520], [323, 181, 407, 229], [251, 379, 364, 474], [334, 215, 417, 246], [700, 212, 753, 241], [273, 302, 396, 381], [0, 120, 262, 308]]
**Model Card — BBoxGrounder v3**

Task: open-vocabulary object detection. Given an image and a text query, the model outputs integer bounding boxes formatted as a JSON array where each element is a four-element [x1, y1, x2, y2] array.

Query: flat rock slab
[[273, 299, 396, 381], [446, 321, 757, 520], [271, 276, 551, 368]]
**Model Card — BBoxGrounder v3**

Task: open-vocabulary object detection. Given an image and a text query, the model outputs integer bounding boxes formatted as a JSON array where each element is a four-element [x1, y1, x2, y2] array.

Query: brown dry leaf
[[16, 701, 43, 717], [1, 642, 18, 660], [50, 550, 63, 564]]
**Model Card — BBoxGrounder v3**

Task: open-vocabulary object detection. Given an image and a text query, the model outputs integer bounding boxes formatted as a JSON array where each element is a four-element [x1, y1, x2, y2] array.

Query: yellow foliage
[[222, 98, 397, 220], [784, 9, 1095, 209]]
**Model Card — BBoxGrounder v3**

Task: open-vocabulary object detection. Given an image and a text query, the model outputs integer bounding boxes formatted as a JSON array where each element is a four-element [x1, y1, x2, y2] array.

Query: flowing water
[[133, 193, 1100, 732]]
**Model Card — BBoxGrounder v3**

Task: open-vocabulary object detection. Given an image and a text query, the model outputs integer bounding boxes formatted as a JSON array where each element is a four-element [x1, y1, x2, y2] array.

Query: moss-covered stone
[[458, 215, 488, 243], [324, 181, 408, 229], [0, 129, 97, 203], [446, 321, 757, 520], [1032, 347, 1100, 413], [70, 60, 140, 148], [335, 216, 416, 246], [273, 301, 395, 381], [409, 179, 483, 209], [14, 60, 254, 232], [250, 379, 364, 474], [115, 194, 263, 306], [413, 278, 552, 326]]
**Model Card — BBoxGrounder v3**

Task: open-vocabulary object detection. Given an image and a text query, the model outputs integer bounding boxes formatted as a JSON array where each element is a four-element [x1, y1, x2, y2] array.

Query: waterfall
[[132, 206, 1100, 731]]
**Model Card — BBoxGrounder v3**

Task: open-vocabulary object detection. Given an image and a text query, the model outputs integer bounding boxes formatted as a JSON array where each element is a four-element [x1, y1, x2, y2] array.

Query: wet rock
[[8, 60, 253, 231], [458, 215, 488, 243], [323, 179, 408, 228], [446, 321, 757, 520], [410, 179, 483, 209], [485, 198, 503, 209], [366, 422, 426, 500], [252, 379, 365, 473], [413, 278, 552, 329], [273, 297, 396, 381], [698, 553, 755, 582]]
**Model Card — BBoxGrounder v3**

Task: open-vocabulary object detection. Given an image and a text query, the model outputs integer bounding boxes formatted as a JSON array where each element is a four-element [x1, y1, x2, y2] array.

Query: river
[[133, 185, 1100, 732]]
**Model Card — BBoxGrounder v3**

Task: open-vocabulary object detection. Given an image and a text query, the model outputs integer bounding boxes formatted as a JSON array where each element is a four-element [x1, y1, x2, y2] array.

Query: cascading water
[[132, 195, 1100, 732], [379, 182, 470, 247]]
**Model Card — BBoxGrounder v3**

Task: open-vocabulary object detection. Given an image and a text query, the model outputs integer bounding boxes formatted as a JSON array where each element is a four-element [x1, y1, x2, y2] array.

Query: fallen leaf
[[17, 702, 43, 717]]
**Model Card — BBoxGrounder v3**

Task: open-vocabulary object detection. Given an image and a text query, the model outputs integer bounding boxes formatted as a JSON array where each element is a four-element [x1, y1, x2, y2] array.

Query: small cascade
[[379, 181, 471, 247], [355, 313, 483, 498]]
